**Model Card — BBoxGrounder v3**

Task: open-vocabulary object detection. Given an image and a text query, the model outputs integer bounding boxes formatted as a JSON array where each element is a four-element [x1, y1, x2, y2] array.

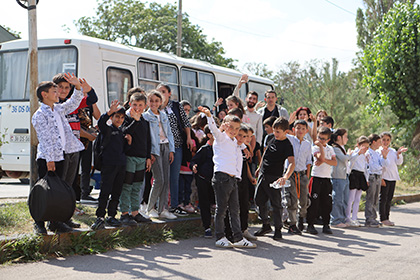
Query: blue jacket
[[142, 109, 175, 156]]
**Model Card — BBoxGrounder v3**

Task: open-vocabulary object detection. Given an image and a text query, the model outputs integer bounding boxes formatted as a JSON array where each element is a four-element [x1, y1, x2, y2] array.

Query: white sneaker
[[159, 209, 177, 220], [147, 209, 159, 218], [353, 220, 361, 227], [215, 237, 233, 248], [232, 238, 257, 248], [140, 203, 147, 214], [243, 229, 258, 241]]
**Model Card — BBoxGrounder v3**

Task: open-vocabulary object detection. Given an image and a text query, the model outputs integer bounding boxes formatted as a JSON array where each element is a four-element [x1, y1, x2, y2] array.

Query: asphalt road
[[1, 202, 420, 280]]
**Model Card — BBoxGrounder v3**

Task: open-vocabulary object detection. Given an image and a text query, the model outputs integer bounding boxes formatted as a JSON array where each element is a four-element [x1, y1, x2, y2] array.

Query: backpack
[[93, 130, 111, 171]]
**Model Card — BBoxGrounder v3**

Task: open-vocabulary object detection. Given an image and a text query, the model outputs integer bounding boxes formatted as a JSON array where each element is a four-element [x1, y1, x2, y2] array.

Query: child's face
[[218, 110, 226, 120], [42, 87, 59, 104], [317, 112, 326, 121], [341, 133, 349, 145], [298, 110, 308, 121], [245, 131, 253, 145], [264, 124, 273, 134], [111, 112, 125, 127], [320, 120, 331, 128], [130, 100, 146, 115], [273, 128, 287, 140], [157, 86, 171, 104], [148, 95, 162, 112], [236, 130, 247, 145], [381, 135, 391, 148], [359, 142, 369, 150], [371, 139, 381, 150], [294, 123, 308, 139], [227, 100, 237, 110], [225, 121, 241, 139], [317, 133, 330, 146], [183, 105, 191, 116], [57, 81, 71, 100], [206, 132, 214, 142]]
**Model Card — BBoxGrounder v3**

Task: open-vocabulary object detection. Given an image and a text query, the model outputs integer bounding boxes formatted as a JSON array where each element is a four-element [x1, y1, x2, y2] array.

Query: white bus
[[0, 36, 274, 178]]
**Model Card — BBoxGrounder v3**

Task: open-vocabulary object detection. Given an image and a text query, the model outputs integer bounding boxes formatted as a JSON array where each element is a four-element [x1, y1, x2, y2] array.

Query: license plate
[[10, 134, 29, 143]]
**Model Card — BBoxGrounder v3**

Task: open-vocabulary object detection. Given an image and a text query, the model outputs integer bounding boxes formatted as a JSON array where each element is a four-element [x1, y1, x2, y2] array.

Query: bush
[[399, 150, 420, 186]]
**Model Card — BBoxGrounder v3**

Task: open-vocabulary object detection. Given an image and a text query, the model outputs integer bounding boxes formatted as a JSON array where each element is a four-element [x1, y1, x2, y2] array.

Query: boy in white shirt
[[198, 106, 256, 249], [306, 127, 337, 235]]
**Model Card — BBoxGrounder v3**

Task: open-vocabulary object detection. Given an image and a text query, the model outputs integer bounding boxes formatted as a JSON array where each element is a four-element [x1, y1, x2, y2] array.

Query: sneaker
[[323, 225, 333, 234], [273, 229, 283, 240], [365, 220, 380, 228], [204, 228, 213, 238], [382, 220, 395, 226], [346, 219, 359, 227], [48, 221, 73, 233], [91, 217, 105, 230], [298, 217, 305, 231], [243, 229, 258, 241], [106, 216, 122, 227], [331, 223, 348, 228], [232, 238, 257, 248], [306, 224, 318, 235], [120, 214, 137, 226], [147, 209, 159, 218], [139, 203, 148, 215], [80, 195, 98, 203], [65, 219, 81, 228], [288, 224, 302, 235], [34, 222, 47, 235], [133, 213, 151, 223], [184, 204, 195, 214], [254, 224, 272, 236], [170, 207, 188, 217], [215, 237, 233, 248], [160, 209, 177, 220]]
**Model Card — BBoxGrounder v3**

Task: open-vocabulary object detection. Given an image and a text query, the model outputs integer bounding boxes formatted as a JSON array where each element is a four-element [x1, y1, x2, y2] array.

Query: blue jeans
[[179, 173, 193, 205], [330, 177, 349, 225], [170, 147, 183, 208]]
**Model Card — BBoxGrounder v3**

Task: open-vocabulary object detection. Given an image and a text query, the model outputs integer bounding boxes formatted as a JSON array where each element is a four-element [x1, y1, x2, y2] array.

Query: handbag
[[28, 172, 76, 222]]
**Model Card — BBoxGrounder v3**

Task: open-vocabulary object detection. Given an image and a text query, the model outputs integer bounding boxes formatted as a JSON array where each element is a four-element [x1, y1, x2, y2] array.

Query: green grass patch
[[0, 202, 33, 235]]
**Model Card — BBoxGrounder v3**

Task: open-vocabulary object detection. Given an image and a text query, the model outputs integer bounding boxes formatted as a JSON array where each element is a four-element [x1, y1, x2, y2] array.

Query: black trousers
[[379, 180, 396, 221], [80, 141, 93, 197], [141, 170, 153, 205], [225, 176, 249, 237], [307, 177, 332, 226], [196, 175, 215, 230], [96, 164, 126, 218]]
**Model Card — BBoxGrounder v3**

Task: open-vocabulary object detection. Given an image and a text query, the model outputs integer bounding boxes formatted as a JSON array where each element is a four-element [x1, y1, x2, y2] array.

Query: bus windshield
[[0, 47, 77, 101]]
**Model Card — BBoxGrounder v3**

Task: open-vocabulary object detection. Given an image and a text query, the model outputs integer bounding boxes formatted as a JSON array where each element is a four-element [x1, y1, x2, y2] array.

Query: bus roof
[[1, 35, 273, 86]]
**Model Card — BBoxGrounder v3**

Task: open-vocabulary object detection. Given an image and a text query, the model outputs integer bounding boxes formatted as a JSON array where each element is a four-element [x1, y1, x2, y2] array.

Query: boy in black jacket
[[91, 100, 132, 230]]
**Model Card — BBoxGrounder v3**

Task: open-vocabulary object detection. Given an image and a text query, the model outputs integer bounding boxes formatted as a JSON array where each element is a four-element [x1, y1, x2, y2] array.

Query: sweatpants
[[96, 164, 126, 218], [307, 177, 332, 226], [255, 173, 283, 230], [212, 172, 242, 242], [365, 174, 381, 223], [147, 143, 170, 214], [379, 180, 396, 221]]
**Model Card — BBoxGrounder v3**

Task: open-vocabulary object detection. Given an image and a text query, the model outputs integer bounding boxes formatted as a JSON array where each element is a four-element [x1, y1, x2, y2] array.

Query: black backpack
[[93, 131, 111, 171]]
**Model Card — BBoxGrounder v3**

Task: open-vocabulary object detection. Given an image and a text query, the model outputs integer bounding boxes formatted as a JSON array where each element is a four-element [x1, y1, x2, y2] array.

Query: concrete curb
[[392, 193, 420, 204]]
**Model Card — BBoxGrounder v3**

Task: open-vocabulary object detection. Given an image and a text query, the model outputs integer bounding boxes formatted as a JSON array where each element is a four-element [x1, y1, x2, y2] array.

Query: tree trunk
[[411, 122, 420, 151]]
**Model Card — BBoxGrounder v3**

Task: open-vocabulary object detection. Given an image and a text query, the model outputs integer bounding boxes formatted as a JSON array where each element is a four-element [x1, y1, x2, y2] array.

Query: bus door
[[103, 62, 134, 109], [0, 46, 77, 177]]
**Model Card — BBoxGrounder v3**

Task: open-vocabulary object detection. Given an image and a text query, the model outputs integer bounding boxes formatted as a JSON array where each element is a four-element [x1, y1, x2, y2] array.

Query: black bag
[[28, 172, 76, 222], [93, 131, 110, 171]]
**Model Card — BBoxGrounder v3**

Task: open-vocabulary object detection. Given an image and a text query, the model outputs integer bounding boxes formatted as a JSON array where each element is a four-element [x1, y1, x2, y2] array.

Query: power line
[[324, 0, 357, 16]]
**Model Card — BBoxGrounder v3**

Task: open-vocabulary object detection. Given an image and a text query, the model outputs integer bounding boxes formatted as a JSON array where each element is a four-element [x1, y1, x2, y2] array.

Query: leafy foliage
[[75, 0, 235, 68], [0, 25, 21, 39]]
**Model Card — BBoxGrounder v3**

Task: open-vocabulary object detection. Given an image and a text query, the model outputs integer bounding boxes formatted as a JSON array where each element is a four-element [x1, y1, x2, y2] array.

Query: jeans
[[365, 174, 381, 223], [97, 164, 126, 218], [255, 173, 283, 230], [178, 173, 193, 205], [330, 177, 349, 225], [212, 172, 242, 242], [170, 147, 183, 208], [196, 175, 215, 230]]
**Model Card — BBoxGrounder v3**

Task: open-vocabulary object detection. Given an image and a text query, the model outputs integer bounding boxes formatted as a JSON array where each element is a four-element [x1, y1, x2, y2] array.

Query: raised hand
[[79, 78, 92, 94], [125, 134, 132, 145], [108, 100, 120, 115], [63, 72, 81, 90], [239, 73, 249, 84], [215, 97, 224, 107], [255, 101, 265, 110], [197, 106, 211, 117], [398, 146, 408, 154]]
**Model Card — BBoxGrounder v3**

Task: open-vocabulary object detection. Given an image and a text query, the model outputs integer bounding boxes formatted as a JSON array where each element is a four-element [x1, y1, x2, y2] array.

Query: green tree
[[75, 0, 235, 68], [0, 25, 20, 39], [356, 0, 415, 50], [360, 2, 420, 148]]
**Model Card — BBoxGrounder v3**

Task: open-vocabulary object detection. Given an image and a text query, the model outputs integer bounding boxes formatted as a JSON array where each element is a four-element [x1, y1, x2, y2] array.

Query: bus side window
[[106, 67, 133, 105]]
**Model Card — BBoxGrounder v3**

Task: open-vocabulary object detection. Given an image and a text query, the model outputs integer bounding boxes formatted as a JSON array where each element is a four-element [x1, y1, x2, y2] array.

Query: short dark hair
[[239, 124, 249, 133], [357, 136, 369, 145], [317, 126, 332, 138], [321, 116, 334, 128], [294, 119, 308, 128], [111, 106, 126, 117], [52, 73, 68, 85], [157, 83, 171, 93], [147, 90, 163, 101], [180, 100, 191, 108], [223, 114, 241, 124], [130, 92, 147, 103], [380, 131, 392, 140], [247, 91, 258, 99], [368, 133, 381, 145], [272, 117, 289, 131], [36, 81, 56, 102], [265, 90, 277, 98], [227, 107, 243, 120], [331, 128, 347, 143], [263, 116, 277, 127]]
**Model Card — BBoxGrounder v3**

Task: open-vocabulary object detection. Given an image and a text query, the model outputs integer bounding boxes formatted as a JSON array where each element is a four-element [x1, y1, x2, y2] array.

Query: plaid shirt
[[164, 100, 191, 148]]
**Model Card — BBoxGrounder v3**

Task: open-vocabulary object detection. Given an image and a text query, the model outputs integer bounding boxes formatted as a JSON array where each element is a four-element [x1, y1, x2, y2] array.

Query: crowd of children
[[32, 73, 408, 250]]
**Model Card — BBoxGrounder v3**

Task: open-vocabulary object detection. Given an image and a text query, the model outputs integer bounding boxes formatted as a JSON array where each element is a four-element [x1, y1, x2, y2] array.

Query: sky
[[1, 0, 364, 73]]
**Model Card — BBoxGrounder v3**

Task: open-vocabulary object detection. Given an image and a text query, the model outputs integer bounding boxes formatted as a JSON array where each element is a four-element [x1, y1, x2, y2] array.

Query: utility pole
[[176, 0, 182, 57], [17, 0, 39, 187]]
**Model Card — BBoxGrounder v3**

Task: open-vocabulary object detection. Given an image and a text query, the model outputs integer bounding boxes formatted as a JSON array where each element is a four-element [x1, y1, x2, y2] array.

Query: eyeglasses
[[317, 136, 329, 141]]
